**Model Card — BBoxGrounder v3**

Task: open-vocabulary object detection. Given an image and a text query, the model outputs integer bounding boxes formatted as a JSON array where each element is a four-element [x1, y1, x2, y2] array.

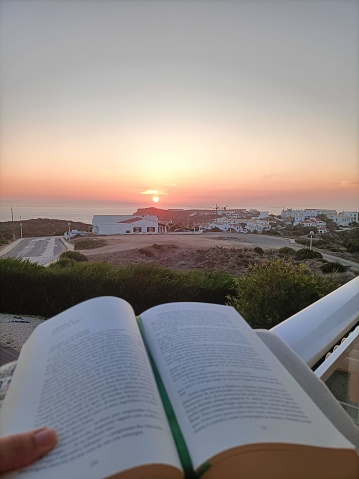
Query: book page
[[0, 297, 182, 479], [140, 302, 355, 470], [0, 361, 17, 410]]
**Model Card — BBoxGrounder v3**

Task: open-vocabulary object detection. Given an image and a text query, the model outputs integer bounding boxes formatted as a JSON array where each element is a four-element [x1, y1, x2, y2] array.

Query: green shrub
[[320, 262, 349, 274], [59, 251, 88, 262], [1, 231, 13, 241], [262, 230, 281, 236], [74, 238, 107, 250], [227, 259, 339, 329], [315, 240, 327, 248], [347, 240, 359, 254], [52, 258, 77, 268], [295, 238, 310, 246], [278, 247, 296, 256], [295, 248, 323, 260], [253, 247, 264, 256], [0, 258, 236, 317], [152, 243, 163, 250], [139, 248, 154, 257]]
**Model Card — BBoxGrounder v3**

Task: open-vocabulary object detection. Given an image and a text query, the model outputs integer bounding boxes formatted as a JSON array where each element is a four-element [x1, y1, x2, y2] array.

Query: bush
[[0, 258, 236, 317], [253, 247, 264, 256], [227, 259, 339, 329], [74, 239, 107, 250], [139, 248, 154, 257], [53, 258, 77, 268], [315, 240, 327, 248], [347, 240, 359, 254], [320, 262, 349, 274], [152, 243, 164, 250], [262, 230, 281, 236], [278, 247, 296, 256], [59, 251, 88, 262], [294, 248, 323, 260], [295, 238, 310, 246]]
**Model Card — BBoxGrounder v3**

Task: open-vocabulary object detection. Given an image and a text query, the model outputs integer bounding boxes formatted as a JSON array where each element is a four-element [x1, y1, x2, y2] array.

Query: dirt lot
[[80, 232, 295, 255], [76, 233, 272, 272], [73, 233, 327, 278], [73, 233, 358, 282]]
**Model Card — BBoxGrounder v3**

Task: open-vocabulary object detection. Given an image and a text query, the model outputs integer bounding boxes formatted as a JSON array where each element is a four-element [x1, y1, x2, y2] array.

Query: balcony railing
[[271, 276, 359, 368], [271, 276, 359, 425]]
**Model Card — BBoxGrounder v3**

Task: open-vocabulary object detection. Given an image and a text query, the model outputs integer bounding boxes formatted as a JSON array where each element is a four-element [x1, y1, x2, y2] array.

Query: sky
[[0, 0, 358, 212]]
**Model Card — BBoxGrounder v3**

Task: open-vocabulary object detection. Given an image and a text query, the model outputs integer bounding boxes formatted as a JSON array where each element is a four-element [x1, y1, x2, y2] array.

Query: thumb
[[0, 428, 57, 474]]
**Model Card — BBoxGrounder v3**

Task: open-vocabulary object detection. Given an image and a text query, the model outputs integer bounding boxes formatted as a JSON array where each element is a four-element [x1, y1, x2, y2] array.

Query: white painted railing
[[314, 326, 359, 381], [271, 276, 359, 368]]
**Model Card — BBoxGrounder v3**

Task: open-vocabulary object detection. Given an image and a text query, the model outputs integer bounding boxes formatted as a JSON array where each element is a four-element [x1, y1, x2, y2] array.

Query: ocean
[[0, 201, 144, 224], [0, 200, 285, 224]]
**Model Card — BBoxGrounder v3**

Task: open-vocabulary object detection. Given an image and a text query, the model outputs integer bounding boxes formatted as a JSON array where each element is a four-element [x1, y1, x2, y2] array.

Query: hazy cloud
[[262, 174, 275, 181], [141, 189, 167, 195], [338, 180, 359, 187]]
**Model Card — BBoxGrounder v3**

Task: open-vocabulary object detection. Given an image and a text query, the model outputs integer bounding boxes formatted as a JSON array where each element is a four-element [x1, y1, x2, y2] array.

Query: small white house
[[205, 222, 243, 233], [342, 211, 358, 223], [245, 219, 271, 233], [328, 213, 352, 227], [92, 215, 166, 235]]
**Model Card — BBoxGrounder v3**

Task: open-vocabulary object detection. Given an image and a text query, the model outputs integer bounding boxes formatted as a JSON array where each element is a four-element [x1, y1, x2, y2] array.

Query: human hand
[[0, 428, 57, 475]]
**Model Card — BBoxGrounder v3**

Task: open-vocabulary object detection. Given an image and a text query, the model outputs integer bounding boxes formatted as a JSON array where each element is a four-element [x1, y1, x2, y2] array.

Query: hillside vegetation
[[0, 219, 91, 243], [0, 256, 340, 329]]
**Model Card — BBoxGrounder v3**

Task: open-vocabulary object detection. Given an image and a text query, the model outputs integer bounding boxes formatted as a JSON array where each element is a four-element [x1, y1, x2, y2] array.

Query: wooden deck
[[0, 342, 20, 366]]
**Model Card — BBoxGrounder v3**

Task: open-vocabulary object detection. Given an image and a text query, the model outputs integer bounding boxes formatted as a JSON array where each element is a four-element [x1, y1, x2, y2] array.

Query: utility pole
[[210, 204, 228, 224], [210, 204, 220, 223], [309, 231, 314, 250], [11, 207, 13, 222]]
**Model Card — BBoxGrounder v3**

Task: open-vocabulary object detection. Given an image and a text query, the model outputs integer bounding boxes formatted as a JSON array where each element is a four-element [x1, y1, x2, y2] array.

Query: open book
[[0, 297, 357, 479]]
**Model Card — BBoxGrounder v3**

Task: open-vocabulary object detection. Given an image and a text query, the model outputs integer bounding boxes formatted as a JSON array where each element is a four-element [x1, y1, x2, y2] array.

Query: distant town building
[[303, 209, 337, 218], [245, 219, 271, 233], [205, 222, 243, 233], [92, 215, 166, 235], [327, 213, 352, 227], [341, 211, 359, 223]]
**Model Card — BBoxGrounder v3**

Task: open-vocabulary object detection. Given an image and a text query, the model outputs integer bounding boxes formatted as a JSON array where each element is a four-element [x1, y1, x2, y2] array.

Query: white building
[[301, 219, 328, 234], [341, 211, 358, 223], [205, 222, 244, 232], [282, 208, 337, 219], [92, 215, 166, 235], [282, 209, 304, 219], [303, 209, 337, 218], [293, 215, 306, 225], [245, 219, 271, 233], [328, 213, 352, 227]]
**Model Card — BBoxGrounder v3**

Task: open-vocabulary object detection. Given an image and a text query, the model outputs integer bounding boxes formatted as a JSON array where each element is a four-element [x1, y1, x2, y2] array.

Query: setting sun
[[152, 196, 159, 203]]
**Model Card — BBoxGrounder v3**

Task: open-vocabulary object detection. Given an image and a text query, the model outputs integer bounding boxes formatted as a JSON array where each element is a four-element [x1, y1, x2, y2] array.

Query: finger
[[0, 428, 57, 473]]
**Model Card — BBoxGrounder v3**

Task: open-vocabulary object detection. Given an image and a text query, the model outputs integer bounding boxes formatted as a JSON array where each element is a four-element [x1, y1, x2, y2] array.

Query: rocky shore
[[0, 314, 45, 352]]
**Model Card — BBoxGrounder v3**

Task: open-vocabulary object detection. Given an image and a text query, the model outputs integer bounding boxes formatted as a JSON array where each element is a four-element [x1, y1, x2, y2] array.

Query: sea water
[[0, 200, 284, 224], [0, 201, 143, 224]]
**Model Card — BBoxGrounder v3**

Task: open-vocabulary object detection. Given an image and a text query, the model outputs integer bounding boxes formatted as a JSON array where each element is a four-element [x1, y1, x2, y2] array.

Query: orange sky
[[1, 1, 358, 212]]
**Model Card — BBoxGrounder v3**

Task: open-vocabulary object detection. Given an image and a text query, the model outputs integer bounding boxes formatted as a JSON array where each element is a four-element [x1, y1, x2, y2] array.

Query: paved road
[[1, 237, 67, 265]]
